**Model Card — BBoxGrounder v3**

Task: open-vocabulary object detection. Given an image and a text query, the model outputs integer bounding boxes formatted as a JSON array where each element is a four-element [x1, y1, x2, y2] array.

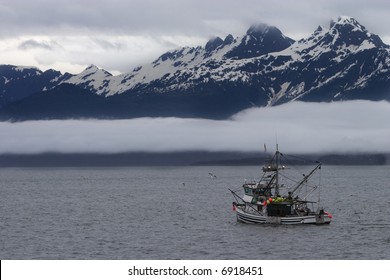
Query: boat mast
[[275, 144, 280, 197]]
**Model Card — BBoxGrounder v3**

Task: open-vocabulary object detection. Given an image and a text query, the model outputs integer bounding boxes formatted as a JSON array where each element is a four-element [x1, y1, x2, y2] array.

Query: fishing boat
[[230, 146, 332, 225]]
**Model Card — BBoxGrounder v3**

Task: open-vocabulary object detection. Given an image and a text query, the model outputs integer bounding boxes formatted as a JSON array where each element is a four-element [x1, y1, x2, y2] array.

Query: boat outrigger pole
[[290, 162, 322, 196]]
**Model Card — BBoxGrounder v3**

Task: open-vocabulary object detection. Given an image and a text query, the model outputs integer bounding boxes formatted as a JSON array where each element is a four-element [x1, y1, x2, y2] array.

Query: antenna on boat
[[275, 143, 280, 196], [275, 133, 278, 150], [318, 163, 322, 205]]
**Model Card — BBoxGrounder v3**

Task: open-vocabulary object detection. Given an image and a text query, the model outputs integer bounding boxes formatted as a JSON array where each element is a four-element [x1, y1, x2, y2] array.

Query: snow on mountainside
[[264, 16, 390, 104], [1, 16, 390, 120], [59, 16, 388, 104], [57, 22, 294, 96], [59, 64, 113, 95]]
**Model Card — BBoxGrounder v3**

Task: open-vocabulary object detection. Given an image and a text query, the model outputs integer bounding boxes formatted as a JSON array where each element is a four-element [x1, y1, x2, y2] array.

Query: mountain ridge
[[1, 16, 390, 120]]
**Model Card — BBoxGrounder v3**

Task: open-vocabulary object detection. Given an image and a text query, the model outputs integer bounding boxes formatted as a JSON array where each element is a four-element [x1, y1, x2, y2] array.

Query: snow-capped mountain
[[60, 64, 113, 95], [265, 16, 390, 104], [55, 22, 294, 97], [1, 16, 390, 120]]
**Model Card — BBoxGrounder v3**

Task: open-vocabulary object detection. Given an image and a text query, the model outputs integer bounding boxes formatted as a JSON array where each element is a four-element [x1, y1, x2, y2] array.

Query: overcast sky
[[1, 101, 389, 155], [1, 0, 390, 74]]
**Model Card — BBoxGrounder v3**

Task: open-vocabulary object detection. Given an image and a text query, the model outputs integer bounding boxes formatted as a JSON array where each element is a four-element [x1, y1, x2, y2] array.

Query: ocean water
[[1, 165, 389, 260]]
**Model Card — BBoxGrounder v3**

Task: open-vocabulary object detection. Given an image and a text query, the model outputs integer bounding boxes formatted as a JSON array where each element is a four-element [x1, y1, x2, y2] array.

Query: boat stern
[[315, 208, 333, 224]]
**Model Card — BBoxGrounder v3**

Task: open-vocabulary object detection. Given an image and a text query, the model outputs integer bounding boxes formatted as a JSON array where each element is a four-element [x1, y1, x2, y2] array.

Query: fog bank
[[1, 100, 389, 155]]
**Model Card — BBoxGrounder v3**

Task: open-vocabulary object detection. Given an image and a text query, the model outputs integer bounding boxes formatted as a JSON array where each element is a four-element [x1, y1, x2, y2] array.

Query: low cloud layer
[[1, 101, 389, 155]]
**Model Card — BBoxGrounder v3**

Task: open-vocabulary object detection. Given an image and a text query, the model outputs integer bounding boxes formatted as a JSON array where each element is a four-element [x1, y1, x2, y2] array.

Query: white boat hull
[[235, 207, 331, 225]]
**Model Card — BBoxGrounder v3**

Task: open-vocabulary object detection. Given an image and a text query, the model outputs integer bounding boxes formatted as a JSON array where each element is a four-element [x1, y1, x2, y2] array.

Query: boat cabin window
[[254, 188, 272, 197], [244, 187, 253, 195]]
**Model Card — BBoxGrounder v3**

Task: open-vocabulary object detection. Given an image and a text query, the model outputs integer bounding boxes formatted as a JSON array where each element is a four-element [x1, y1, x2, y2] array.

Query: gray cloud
[[92, 38, 127, 50], [18, 39, 60, 50], [1, 0, 390, 39], [2, 0, 390, 73], [1, 100, 389, 155]]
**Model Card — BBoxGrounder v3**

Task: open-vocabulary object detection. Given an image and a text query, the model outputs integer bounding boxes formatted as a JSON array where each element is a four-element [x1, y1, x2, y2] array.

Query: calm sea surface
[[1, 165, 389, 259]]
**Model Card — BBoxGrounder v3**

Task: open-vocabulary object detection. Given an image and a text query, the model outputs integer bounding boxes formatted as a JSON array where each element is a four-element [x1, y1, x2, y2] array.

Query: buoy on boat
[[325, 211, 333, 219]]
